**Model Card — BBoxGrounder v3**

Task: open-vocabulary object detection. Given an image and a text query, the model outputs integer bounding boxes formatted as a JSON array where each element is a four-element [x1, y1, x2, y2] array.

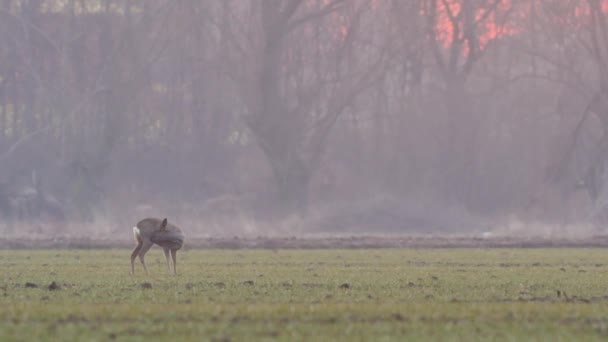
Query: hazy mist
[[1, 0, 607, 238]]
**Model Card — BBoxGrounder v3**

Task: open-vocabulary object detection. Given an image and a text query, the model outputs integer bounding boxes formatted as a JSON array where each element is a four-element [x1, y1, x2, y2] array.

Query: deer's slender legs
[[130, 242, 143, 275], [163, 247, 171, 274], [171, 249, 177, 275], [138, 240, 154, 274]]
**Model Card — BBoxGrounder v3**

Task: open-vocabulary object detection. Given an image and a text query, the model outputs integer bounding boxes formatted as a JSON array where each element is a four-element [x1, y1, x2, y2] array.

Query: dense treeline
[[0, 0, 607, 235]]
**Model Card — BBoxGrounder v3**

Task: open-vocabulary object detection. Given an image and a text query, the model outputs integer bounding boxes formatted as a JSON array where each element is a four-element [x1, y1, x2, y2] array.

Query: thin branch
[[288, 0, 347, 32], [426, 0, 448, 77]]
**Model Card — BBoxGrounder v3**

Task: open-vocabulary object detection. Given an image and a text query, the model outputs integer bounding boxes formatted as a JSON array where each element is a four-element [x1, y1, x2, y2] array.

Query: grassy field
[[2, 248, 608, 341]]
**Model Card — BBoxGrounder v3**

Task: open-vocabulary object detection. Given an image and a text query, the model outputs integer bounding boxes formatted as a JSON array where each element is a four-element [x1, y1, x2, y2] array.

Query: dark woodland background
[[1, 0, 608, 237]]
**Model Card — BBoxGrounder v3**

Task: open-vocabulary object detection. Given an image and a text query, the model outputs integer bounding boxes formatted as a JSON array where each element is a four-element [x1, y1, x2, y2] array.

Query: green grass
[[2, 249, 608, 341]]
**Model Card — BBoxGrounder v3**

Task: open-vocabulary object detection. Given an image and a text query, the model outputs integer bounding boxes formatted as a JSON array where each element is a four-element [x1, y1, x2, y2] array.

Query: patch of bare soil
[[2, 235, 608, 249], [47, 281, 61, 291]]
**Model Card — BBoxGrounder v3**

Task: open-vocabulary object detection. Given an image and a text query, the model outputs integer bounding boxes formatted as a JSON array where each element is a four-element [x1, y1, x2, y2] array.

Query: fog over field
[[1, 0, 608, 238]]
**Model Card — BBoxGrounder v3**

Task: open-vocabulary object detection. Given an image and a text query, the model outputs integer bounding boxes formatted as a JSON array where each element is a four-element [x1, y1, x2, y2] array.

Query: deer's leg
[[163, 247, 171, 274], [138, 240, 154, 275], [130, 242, 142, 275], [171, 249, 178, 275]]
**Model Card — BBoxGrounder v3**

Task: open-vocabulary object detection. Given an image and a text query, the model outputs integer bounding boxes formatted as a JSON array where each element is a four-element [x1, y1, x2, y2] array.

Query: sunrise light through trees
[[5, 2, 608, 340], [1, 0, 608, 235]]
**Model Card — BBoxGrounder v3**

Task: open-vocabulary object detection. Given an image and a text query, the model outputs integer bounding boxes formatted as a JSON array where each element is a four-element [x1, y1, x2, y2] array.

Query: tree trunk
[[268, 153, 311, 215], [442, 76, 477, 207]]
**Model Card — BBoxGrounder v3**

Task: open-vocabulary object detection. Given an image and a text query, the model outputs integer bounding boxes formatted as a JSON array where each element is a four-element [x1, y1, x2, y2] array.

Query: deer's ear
[[161, 218, 168, 230]]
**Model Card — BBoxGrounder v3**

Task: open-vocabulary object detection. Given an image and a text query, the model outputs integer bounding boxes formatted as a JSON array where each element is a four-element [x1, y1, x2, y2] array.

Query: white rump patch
[[133, 226, 141, 240]]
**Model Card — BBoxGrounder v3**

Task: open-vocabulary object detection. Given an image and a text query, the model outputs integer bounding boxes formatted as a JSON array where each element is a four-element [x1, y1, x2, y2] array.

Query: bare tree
[[219, 0, 387, 213], [423, 0, 516, 207]]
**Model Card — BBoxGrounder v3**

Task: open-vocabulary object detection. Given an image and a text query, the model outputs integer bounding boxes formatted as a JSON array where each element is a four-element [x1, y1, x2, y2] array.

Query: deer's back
[[135, 218, 185, 250], [136, 218, 165, 235]]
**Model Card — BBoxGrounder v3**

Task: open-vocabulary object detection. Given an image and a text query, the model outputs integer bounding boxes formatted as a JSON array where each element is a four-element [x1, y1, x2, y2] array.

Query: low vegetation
[[2, 249, 608, 340]]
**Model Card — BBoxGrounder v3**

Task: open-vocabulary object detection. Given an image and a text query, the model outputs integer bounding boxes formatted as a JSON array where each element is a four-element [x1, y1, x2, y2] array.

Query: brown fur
[[130, 217, 185, 275]]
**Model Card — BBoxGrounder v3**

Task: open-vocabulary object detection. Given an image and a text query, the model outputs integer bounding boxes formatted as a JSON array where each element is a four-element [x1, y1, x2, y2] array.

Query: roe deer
[[131, 218, 185, 275]]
